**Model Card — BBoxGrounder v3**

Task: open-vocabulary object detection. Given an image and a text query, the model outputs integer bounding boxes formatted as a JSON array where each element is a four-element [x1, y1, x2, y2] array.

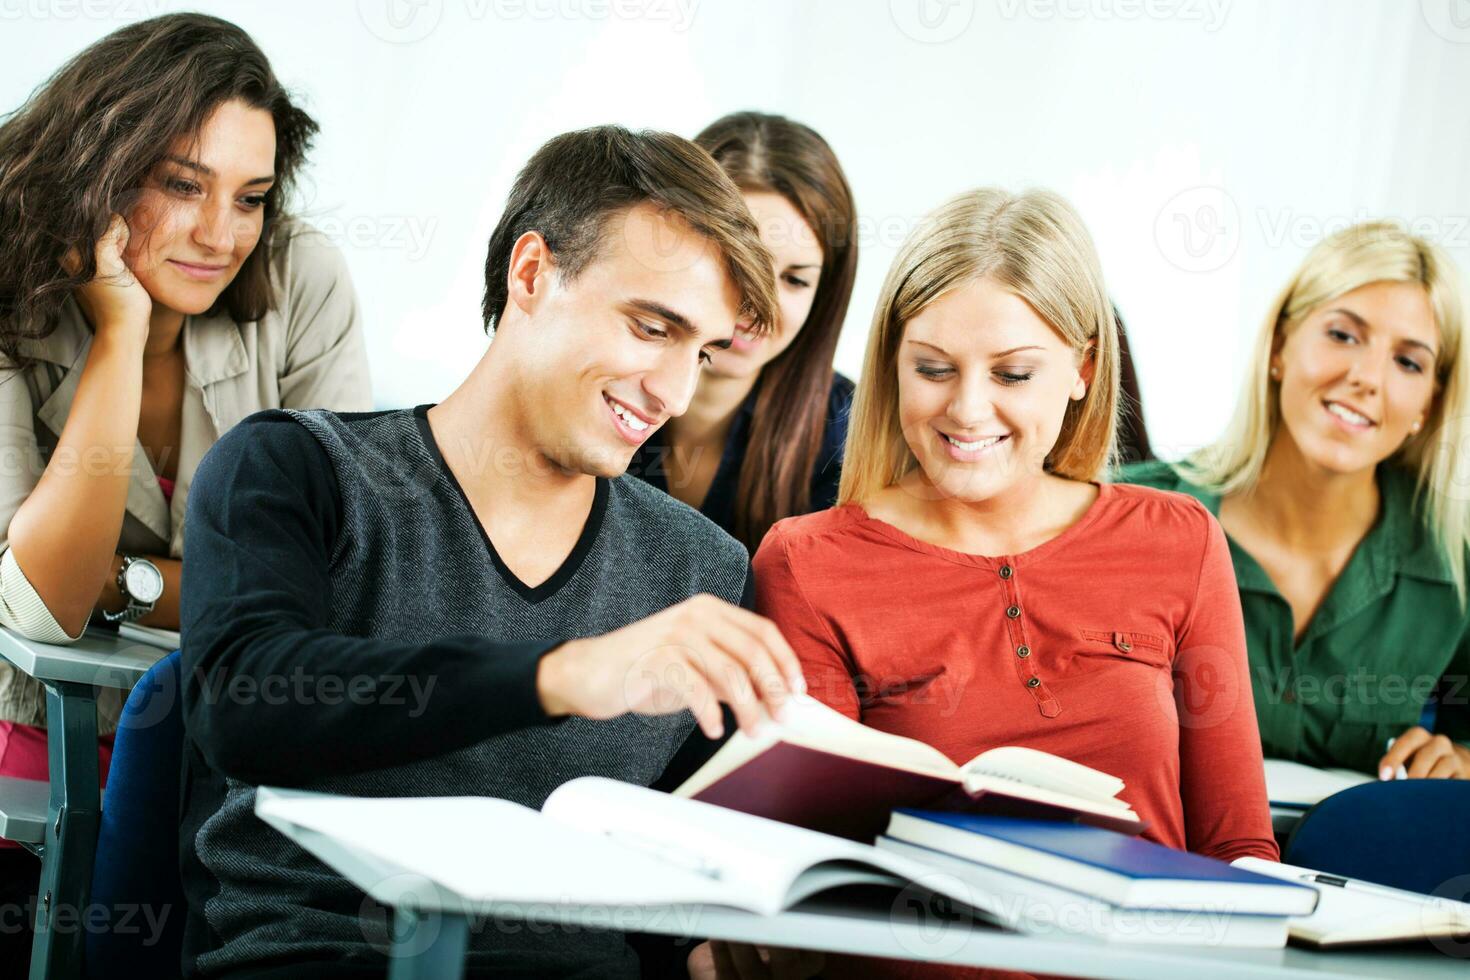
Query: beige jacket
[[0, 222, 372, 733]]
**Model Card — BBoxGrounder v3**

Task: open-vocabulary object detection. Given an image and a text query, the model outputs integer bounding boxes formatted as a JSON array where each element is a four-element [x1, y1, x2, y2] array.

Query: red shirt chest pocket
[[1070, 628, 1174, 671]]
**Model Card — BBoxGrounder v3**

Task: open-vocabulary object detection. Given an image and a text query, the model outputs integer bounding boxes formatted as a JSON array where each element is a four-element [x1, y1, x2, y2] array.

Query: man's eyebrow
[[163, 156, 275, 187], [626, 299, 700, 339], [1327, 307, 1439, 359]]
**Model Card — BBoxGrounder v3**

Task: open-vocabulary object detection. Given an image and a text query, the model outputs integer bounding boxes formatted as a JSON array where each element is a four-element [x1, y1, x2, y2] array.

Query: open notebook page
[[255, 789, 736, 909]]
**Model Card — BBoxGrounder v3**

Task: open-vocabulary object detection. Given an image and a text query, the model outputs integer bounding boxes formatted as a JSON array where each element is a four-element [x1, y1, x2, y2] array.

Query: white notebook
[[1233, 857, 1470, 947], [1262, 759, 1372, 810], [255, 776, 992, 918]]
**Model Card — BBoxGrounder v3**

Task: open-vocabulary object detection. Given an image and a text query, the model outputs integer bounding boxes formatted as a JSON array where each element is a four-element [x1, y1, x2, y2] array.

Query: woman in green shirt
[[1120, 221, 1470, 780]]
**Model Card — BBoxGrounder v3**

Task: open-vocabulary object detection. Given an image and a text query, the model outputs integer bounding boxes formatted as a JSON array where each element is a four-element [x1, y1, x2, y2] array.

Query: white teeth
[[609, 399, 650, 431], [944, 433, 1003, 452], [1326, 402, 1372, 427]]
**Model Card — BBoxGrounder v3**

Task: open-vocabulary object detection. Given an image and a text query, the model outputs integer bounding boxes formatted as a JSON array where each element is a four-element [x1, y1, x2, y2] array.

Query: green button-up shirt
[[1118, 460, 1470, 774]]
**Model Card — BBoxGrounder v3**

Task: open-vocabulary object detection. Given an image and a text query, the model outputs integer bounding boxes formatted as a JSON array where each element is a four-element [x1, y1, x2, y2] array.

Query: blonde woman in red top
[[752, 188, 1278, 978]]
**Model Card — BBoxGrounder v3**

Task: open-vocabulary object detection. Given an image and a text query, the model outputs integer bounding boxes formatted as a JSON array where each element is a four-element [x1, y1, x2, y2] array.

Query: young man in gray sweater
[[179, 126, 811, 979]]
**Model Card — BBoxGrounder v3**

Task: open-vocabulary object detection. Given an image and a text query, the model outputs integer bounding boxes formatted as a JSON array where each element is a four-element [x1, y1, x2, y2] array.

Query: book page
[[545, 776, 934, 914], [961, 746, 1126, 805], [675, 693, 960, 798], [254, 789, 735, 910]]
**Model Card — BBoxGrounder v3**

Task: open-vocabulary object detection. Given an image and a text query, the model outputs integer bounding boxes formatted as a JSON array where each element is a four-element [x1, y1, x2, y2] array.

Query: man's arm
[[630, 567, 747, 980], [182, 417, 802, 790], [180, 413, 563, 787]]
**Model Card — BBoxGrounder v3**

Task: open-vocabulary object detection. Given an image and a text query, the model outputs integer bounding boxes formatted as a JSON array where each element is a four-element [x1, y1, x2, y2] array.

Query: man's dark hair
[[481, 125, 776, 334]]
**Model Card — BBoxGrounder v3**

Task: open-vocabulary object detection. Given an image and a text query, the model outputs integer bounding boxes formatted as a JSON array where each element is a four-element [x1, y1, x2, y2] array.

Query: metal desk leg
[[28, 680, 100, 980], [386, 907, 470, 980]]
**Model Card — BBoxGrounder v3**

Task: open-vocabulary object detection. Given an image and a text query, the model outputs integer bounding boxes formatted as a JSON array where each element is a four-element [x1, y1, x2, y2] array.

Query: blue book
[[885, 810, 1318, 916]]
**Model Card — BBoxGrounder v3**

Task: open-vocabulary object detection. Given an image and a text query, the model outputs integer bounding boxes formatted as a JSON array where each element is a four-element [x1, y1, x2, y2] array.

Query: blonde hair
[[838, 187, 1120, 505], [1184, 221, 1470, 603]]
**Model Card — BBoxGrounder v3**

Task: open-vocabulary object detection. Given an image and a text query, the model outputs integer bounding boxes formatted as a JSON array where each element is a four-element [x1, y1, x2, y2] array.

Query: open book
[[255, 775, 991, 919], [674, 694, 1141, 841], [1233, 858, 1470, 947]]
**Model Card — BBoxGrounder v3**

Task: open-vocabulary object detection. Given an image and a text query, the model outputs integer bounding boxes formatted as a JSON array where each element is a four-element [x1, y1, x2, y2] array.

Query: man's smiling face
[[506, 203, 744, 477]]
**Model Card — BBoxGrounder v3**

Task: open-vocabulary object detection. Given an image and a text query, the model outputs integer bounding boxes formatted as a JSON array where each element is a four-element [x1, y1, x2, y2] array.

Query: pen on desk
[[1381, 737, 1408, 781], [1297, 871, 1459, 912]]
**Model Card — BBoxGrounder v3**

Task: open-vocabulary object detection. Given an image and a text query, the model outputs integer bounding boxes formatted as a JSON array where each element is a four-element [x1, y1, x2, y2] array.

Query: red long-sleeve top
[[753, 482, 1277, 864]]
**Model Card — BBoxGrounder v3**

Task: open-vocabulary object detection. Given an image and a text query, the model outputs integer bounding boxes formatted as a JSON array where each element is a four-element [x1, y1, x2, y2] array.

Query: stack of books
[[670, 695, 1469, 948], [257, 774, 1310, 948], [256, 695, 1470, 953], [877, 809, 1313, 947]]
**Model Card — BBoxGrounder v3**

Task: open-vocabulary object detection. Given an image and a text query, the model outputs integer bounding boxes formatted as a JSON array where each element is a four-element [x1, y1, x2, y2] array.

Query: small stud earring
[[1269, 365, 1282, 380], [1412, 421, 1422, 434]]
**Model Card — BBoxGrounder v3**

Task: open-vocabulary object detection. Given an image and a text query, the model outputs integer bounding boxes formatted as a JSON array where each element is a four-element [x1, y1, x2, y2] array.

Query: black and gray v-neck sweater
[[178, 406, 749, 977]]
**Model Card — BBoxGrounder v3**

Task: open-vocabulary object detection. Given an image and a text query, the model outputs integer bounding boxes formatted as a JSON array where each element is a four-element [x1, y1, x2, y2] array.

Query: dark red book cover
[[689, 743, 1145, 843]]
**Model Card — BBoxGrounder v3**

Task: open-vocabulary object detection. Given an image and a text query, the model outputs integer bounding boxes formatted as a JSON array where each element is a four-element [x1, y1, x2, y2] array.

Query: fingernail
[[1396, 765, 1408, 780], [1379, 766, 1392, 780]]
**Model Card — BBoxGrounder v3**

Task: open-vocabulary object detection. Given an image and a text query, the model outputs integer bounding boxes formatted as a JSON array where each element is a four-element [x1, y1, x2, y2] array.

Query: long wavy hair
[[839, 188, 1120, 505], [694, 112, 858, 550], [0, 13, 319, 364], [1182, 221, 1470, 604]]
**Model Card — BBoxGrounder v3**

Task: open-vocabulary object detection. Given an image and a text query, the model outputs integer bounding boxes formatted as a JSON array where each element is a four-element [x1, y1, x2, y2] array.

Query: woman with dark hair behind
[[0, 14, 370, 967], [1114, 305, 1155, 464], [629, 111, 858, 551]]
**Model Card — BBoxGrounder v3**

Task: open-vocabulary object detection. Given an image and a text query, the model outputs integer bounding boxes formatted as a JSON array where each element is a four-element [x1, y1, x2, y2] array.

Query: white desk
[[265, 797, 1469, 980], [0, 625, 173, 980]]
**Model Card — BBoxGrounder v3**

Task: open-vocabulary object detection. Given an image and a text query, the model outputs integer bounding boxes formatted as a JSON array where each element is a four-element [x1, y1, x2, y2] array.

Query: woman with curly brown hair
[[0, 13, 370, 966]]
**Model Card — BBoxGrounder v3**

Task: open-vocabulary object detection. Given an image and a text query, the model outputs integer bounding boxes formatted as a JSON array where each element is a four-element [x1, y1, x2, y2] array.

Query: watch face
[[124, 560, 164, 604]]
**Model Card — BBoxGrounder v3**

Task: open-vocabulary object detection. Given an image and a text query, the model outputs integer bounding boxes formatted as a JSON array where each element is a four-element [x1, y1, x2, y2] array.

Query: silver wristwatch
[[103, 556, 163, 624]]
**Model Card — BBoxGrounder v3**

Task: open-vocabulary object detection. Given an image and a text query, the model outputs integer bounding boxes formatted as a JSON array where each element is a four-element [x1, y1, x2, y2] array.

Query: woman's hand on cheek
[[65, 213, 152, 339]]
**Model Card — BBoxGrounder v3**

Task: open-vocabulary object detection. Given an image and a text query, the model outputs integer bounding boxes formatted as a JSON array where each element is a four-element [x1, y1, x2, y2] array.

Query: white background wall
[[5, 0, 1470, 459]]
